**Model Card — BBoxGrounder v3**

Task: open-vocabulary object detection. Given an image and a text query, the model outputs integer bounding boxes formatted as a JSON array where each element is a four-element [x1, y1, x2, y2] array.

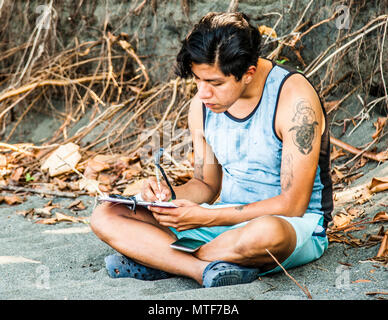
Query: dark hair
[[175, 12, 262, 81]]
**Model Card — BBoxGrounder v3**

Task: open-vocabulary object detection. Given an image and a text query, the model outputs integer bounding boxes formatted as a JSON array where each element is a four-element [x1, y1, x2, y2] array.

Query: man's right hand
[[141, 177, 172, 202]]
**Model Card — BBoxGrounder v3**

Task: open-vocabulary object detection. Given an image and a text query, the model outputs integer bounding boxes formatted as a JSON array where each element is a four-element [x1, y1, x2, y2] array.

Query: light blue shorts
[[168, 202, 329, 276]]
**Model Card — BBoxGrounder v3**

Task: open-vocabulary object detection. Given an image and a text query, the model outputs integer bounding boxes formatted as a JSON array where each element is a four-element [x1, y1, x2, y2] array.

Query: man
[[91, 12, 333, 288]]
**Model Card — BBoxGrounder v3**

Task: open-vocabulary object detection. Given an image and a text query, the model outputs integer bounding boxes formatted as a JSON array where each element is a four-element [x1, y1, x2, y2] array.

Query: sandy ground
[[1, 100, 387, 303], [0, 161, 387, 302]]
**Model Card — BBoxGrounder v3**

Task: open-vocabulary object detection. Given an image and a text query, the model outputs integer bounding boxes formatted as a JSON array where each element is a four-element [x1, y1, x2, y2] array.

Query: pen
[[154, 162, 162, 201], [154, 148, 176, 201], [154, 148, 163, 201]]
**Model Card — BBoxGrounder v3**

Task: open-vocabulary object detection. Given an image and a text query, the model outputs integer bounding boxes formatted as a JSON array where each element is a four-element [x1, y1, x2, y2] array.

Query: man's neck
[[227, 58, 272, 118]]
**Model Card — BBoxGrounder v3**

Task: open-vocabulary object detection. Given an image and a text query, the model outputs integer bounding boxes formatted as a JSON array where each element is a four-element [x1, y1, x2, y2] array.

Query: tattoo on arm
[[194, 156, 204, 180], [235, 205, 246, 211], [281, 153, 293, 192], [288, 99, 318, 155]]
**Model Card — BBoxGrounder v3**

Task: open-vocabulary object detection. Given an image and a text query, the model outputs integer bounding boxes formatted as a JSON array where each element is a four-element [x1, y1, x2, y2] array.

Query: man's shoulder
[[278, 71, 322, 110], [281, 71, 314, 94], [189, 94, 203, 113], [275, 70, 324, 138], [188, 94, 205, 134]]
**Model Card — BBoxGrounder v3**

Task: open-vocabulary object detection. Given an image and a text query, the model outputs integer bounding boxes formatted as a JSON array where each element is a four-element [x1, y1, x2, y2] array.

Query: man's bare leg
[[90, 202, 209, 284], [194, 215, 297, 272]]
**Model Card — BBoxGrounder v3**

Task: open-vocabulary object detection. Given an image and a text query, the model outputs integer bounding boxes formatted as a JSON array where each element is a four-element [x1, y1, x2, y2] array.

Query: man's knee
[[90, 202, 114, 240], [234, 216, 295, 260]]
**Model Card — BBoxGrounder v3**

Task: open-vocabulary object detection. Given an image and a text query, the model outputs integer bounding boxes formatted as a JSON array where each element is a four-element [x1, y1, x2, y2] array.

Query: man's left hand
[[148, 199, 211, 231]]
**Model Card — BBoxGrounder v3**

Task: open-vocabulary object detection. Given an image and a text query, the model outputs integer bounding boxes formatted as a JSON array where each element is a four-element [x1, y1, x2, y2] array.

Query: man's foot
[[104, 253, 173, 280], [202, 260, 260, 288]]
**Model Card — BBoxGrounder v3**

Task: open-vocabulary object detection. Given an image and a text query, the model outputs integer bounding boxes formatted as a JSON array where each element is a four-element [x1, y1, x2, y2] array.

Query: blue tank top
[[203, 60, 333, 228]]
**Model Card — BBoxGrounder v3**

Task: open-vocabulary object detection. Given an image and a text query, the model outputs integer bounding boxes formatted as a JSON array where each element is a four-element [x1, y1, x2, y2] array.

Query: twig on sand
[[265, 248, 313, 299], [365, 291, 388, 296], [0, 185, 80, 198]]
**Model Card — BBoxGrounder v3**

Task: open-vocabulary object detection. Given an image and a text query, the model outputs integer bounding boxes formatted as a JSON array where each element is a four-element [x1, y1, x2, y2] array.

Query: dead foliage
[[327, 209, 388, 266], [0, 1, 387, 241]]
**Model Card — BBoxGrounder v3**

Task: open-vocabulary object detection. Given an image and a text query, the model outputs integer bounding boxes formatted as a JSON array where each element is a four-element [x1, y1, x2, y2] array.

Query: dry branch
[[265, 248, 312, 299], [0, 1, 386, 201], [0, 185, 80, 198], [306, 16, 388, 78], [0, 74, 108, 104], [330, 136, 387, 163]]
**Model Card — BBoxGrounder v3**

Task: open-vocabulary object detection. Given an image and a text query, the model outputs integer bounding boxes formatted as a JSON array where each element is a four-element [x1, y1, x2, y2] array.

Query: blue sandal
[[104, 253, 172, 280], [202, 260, 260, 288]]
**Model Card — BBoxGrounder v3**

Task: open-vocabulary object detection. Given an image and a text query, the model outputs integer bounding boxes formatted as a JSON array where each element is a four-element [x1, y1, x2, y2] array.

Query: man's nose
[[197, 82, 212, 100]]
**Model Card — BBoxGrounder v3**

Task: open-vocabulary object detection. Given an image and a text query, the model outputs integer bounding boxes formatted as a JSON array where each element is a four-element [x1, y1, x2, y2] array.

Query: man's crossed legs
[[90, 202, 297, 287]]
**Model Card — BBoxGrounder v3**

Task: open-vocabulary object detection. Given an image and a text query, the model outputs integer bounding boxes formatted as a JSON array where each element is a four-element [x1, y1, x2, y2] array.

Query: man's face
[[191, 63, 247, 113]]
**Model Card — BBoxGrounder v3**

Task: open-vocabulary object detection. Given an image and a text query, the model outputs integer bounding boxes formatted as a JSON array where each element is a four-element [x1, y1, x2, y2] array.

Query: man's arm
[[206, 73, 325, 225], [173, 94, 223, 204]]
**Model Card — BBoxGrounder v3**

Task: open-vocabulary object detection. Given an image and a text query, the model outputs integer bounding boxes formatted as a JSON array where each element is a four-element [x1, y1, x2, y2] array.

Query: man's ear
[[243, 65, 256, 84]]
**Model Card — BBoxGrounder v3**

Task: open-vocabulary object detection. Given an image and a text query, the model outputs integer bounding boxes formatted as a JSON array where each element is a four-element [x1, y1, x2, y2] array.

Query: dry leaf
[[372, 117, 387, 139], [36, 212, 87, 225], [99, 184, 111, 192], [35, 205, 58, 218], [333, 214, 353, 229], [1, 195, 24, 205], [0, 155, 7, 167], [334, 183, 368, 204], [67, 181, 80, 191], [375, 149, 388, 162], [52, 177, 67, 190], [98, 173, 116, 185], [35, 218, 57, 225], [376, 230, 388, 258], [83, 168, 97, 180], [78, 178, 100, 194], [67, 199, 81, 208], [84, 158, 110, 179], [333, 166, 345, 180], [122, 162, 142, 179], [114, 156, 133, 172], [324, 100, 341, 113], [41, 143, 81, 176], [78, 47, 90, 56], [55, 212, 85, 223], [331, 146, 346, 161], [122, 179, 147, 196], [67, 199, 85, 210], [332, 207, 362, 229], [358, 156, 369, 168], [10, 167, 24, 182], [368, 177, 388, 193], [344, 172, 364, 185], [353, 186, 374, 205], [372, 211, 388, 222], [258, 25, 277, 38], [93, 154, 118, 165], [16, 208, 34, 217]]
